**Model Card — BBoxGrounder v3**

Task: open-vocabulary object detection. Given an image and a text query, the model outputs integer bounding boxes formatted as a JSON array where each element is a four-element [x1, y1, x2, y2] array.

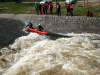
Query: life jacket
[[38, 4, 41, 9], [70, 5, 71, 9], [38, 25, 43, 31], [50, 3, 53, 7], [29, 23, 33, 28], [67, 4, 70, 8], [42, 5, 46, 10], [45, 3, 48, 8], [57, 5, 59, 9]]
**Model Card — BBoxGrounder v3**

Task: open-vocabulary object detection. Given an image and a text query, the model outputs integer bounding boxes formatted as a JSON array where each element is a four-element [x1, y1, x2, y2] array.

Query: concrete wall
[[0, 14, 100, 34]]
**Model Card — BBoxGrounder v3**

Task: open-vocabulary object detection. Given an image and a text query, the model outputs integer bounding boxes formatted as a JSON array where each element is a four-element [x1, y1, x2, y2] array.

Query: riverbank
[[0, 2, 100, 17], [0, 14, 100, 34]]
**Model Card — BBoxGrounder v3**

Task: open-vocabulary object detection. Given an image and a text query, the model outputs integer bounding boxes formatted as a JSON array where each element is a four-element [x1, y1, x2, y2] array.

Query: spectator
[[69, 4, 73, 16], [57, 2, 61, 16], [86, 10, 92, 17], [70, 5, 73, 13], [35, 2, 38, 14], [66, 4, 70, 15], [45, 2, 48, 14], [49, 2, 53, 14], [42, 4, 46, 14], [38, 3, 42, 14], [66, 4, 73, 16]]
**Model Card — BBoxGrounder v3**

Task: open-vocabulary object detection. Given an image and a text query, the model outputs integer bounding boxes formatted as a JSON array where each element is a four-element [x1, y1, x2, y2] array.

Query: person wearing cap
[[86, 10, 92, 17], [57, 2, 61, 16], [35, 2, 38, 14], [38, 24, 44, 31]]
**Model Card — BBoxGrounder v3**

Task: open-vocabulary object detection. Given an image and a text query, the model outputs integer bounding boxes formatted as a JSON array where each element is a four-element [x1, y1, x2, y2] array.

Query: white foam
[[1, 33, 100, 75]]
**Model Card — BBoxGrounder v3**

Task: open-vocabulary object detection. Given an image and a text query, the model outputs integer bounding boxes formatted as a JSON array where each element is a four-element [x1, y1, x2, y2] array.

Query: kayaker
[[38, 24, 44, 31], [27, 22, 34, 29]]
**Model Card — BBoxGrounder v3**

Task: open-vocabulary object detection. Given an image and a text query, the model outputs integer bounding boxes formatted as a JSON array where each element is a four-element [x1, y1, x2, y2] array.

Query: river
[[0, 18, 100, 75]]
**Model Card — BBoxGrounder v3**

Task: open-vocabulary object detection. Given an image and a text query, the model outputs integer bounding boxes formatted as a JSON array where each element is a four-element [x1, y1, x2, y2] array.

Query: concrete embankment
[[0, 14, 100, 34]]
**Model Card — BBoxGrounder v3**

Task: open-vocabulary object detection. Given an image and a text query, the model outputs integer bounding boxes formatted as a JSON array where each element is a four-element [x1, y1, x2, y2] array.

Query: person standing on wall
[[45, 2, 48, 14], [35, 2, 38, 14], [38, 3, 42, 14], [69, 4, 73, 16], [66, 3, 70, 16], [49, 2, 53, 14], [57, 2, 61, 16], [66, 4, 73, 16], [42, 4, 46, 14]]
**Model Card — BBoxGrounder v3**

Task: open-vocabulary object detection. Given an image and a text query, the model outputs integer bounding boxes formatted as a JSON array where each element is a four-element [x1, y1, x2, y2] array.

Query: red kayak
[[26, 27, 47, 34]]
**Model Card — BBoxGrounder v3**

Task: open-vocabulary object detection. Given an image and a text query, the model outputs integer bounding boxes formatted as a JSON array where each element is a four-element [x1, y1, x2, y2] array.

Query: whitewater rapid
[[0, 33, 100, 75]]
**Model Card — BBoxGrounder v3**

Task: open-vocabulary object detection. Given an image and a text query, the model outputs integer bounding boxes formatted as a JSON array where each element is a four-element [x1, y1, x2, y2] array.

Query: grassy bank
[[0, 2, 100, 17]]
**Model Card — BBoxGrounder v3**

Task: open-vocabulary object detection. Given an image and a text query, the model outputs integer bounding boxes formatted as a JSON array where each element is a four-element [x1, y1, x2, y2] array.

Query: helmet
[[39, 24, 41, 26]]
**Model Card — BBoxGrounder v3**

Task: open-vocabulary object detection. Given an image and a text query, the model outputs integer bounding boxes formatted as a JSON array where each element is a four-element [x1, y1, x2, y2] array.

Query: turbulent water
[[0, 19, 100, 75]]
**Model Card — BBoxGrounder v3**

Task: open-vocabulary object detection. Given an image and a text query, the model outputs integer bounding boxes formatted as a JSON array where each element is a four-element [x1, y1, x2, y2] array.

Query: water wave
[[0, 33, 100, 75]]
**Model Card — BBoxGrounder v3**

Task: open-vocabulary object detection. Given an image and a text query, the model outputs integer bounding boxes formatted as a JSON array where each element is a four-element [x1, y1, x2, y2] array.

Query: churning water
[[0, 19, 100, 75]]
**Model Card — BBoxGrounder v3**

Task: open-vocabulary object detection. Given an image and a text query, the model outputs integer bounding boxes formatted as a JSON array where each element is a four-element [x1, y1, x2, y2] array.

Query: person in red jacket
[[42, 4, 46, 14], [45, 2, 48, 14], [49, 2, 53, 14], [86, 10, 92, 17]]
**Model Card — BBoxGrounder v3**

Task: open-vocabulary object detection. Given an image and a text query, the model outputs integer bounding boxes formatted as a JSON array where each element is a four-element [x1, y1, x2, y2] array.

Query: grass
[[0, 3, 35, 14], [0, 2, 100, 17]]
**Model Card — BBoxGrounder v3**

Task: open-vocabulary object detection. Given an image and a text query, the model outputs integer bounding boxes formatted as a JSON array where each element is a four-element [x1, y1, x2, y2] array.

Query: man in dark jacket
[[57, 2, 61, 16], [38, 3, 42, 14]]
